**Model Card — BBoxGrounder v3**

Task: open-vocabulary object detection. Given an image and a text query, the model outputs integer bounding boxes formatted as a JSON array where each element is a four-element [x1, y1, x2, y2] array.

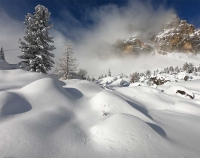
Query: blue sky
[[0, 0, 200, 28]]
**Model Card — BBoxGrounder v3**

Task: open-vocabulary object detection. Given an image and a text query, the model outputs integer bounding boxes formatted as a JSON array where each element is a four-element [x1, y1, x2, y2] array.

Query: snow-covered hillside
[[1, 67, 200, 158]]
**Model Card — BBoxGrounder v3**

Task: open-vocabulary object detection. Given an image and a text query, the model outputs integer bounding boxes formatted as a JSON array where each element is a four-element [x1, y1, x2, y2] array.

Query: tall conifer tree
[[18, 5, 55, 73]]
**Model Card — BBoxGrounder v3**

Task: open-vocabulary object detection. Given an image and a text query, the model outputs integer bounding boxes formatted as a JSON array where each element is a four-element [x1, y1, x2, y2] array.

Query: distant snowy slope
[[0, 59, 19, 70], [0, 60, 12, 70]]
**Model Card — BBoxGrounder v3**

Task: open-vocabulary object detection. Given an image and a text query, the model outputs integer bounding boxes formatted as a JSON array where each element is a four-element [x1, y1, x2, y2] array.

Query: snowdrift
[[90, 113, 177, 158], [0, 68, 200, 157]]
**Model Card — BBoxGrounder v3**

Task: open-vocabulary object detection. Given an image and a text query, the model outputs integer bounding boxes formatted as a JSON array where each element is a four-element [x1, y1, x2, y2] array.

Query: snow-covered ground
[[1, 61, 200, 158]]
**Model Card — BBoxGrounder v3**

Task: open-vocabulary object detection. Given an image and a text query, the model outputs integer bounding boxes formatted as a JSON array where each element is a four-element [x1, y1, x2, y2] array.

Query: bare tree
[[130, 72, 140, 83], [55, 42, 77, 79]]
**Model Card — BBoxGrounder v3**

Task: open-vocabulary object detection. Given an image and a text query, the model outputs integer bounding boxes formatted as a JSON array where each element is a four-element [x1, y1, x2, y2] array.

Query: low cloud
[[70, 0, 176, 76]]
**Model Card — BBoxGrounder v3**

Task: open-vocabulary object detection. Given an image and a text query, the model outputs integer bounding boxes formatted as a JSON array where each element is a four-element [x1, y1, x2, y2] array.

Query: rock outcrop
[[116, 37, 153, 55], [153, 15, 200, 54]]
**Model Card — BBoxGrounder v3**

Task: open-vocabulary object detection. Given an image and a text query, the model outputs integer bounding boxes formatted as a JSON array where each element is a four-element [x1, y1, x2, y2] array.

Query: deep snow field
[[1, 60, 200, 158]]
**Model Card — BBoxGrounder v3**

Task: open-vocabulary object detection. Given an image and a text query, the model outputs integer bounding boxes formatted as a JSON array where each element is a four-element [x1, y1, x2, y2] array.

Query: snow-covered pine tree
[[18, 5, 55, 73], [54, 42, 77, 80], [0, 47, 5, 61]]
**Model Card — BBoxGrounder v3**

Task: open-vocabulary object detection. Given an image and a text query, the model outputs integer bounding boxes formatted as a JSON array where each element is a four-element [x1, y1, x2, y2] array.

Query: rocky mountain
[[115, 37, 153, 55], [115, 15, 200, 55], [153, 15, 200, 54]]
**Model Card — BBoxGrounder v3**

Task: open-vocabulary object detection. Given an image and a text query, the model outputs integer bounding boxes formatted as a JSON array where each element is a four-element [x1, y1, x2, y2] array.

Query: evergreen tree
[[156, 69, 159, 75], [182, 62, 189, 72], [146, 70, 151, 78], [78, 69, 87, 79], [183, 62, 194, 73], [198, 66, 200, 72], [175, 66, 180, 73], [54, 42, 77, 80], [164, 67, 169, 74], [0, 47, 5, 61], [108, 68, 111, 77], [194, 67, 197, 72], [87, 76, 90, 81], [169, 66, 174, 73], [188, 63, 194, 73], [18, 5, 55, 73]]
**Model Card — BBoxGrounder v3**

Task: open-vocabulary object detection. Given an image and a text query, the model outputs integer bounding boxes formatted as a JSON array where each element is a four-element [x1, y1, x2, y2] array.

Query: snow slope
[[0, 68, 200, 158]]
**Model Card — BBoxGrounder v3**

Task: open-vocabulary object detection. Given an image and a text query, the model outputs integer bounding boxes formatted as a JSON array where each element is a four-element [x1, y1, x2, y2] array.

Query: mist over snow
[[63, 0, 178, 76]]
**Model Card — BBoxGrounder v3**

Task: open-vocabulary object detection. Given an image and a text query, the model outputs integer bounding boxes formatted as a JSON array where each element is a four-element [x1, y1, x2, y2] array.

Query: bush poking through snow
[[184, 76, 189, 81], [102, 110, 108, 116], [130, 72, 140, 83], [150, 76, 169, 85], [176, 90, 194, 99]]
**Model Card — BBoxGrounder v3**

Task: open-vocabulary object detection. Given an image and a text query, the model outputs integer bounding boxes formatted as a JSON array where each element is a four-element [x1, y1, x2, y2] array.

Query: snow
[[1, 68, 200, 157]]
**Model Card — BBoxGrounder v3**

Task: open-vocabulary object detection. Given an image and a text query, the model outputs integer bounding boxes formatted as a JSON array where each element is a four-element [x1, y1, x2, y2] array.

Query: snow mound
[[0, 69, 50, 91], [172, 79, 200, 92], [173, 101, 200, 115], [90, 90, 153, 123], [98, 77, 115, 85], [0, 92, 31, 116], [90, 113, 176, 158], [64, 80, 102, 98]]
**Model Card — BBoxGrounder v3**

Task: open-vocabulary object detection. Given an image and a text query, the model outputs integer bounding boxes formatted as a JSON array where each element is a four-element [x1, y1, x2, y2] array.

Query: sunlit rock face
[[115, 15, 200, 56], [153, 15, 200, 54], [116, 37, 153, 55]]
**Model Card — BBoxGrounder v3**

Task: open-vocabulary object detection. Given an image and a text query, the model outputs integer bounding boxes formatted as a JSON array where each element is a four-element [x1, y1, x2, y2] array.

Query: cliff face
[[116, 37, 153, 55], [115, 15, 200, 55], [153, 15, 200, 54]]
